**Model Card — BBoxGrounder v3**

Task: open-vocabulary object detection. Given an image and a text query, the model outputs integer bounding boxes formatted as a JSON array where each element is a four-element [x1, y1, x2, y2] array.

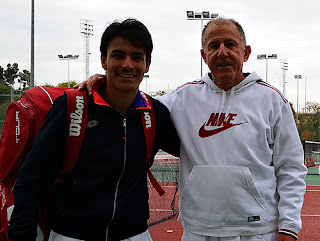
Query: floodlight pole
[[257, 54, 277, 83], [294, 74, 302, 127], [144, 74, 149, 94], [10, 83, 14, 102], [305, 76, 307, 113], [200, 19, 204, 77], [58, 54, 79, 88], [280, 59, 288, 96], [186, 11, 218, 77], [30, 0, 35, 88], [80, 19, 94, 81]]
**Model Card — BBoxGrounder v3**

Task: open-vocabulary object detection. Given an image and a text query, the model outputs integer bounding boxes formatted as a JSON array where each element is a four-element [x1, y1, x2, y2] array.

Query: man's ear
[[201, 49, 207, 64], [145, 59, 151, 73], [101, 56, 107, 70], [244, 45, 251, 62]]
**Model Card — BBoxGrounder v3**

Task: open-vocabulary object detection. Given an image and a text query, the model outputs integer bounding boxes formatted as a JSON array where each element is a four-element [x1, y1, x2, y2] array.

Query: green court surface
[[149, 164, 179, 182], [305, 174, 320, 186]]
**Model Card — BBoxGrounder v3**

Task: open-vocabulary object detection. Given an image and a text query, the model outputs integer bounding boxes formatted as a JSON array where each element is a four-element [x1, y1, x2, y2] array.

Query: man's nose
[[122, 56, 134, 68], [217, 44, 228, 57]]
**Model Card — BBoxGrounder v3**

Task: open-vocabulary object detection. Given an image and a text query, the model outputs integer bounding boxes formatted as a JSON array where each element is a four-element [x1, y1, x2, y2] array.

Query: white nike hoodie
[[159, 72, 307, 237]]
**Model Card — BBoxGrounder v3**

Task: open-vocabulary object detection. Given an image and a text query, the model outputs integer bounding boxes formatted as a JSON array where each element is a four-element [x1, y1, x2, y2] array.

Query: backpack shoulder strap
[[60, 89, 88, 176], [140, 92, 165, 196]]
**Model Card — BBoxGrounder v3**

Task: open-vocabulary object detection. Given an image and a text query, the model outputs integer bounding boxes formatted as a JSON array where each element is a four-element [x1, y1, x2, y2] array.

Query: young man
[[81, 18, 307, 241], [8, 18, 179, 241]]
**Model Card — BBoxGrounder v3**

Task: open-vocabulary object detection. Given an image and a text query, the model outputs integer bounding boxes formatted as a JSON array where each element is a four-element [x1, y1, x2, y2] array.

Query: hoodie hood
[[201, 71, 263, 121], [201, 71, 262, 94]]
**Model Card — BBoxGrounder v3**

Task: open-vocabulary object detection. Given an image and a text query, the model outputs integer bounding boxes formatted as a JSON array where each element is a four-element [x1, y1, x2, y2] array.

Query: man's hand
[[74, 74, 105, 95], [277, 233, 297, 241]]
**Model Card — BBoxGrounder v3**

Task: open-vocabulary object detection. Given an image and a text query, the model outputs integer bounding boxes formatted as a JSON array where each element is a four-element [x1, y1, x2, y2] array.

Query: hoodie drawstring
[[217, 86, 235, 124], [218, 90, 226, 121], [225, 86, 235, 119]]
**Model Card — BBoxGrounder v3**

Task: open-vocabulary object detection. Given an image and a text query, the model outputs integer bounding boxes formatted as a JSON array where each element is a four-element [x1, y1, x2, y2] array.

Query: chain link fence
[[0, 92, 22, 134]]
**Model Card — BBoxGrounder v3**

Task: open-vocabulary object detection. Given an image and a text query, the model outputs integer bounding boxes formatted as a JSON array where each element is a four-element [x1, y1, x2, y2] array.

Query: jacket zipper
[[106, 117, 128, 239]]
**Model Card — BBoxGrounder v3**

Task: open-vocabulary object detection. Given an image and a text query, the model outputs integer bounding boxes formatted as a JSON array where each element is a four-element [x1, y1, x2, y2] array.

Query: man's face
[[101, 36, 150, 94], [201, 22, 251, 90]]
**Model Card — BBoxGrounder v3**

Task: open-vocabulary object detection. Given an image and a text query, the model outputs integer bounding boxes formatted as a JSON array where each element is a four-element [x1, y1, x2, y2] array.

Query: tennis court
[[299, 175, 320, 240], [148, 155, 320, 240]]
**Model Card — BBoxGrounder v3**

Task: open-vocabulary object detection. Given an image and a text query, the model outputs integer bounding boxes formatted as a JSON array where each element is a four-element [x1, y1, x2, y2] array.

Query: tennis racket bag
[[0, 86, 88, 241], [0, 87, 162, 241]]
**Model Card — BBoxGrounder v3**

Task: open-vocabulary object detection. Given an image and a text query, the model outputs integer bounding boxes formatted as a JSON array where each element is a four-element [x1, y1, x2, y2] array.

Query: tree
[[151, 90, 167, 97], [0, 63, 19, 86], [42, 83, 55, 88], [0, 83, 12, 131], [0, 82, 11, 105], [0, 82, 11, 95], [299, 101, 320, 141], [302, 102, 320, 131], [289, 102, 296, 123], [17, 69, 31, 90], [301, 129, 316, 141], [57, 81, 78, 88], [0, 63, 30, 90]]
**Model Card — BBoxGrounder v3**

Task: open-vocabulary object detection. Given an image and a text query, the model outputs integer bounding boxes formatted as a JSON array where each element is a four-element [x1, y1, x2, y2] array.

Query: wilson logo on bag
[[0, 86, 87, 241]]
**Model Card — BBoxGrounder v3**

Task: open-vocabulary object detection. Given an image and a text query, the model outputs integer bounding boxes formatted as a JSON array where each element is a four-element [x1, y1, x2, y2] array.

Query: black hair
[[100, 18, 153, 63]]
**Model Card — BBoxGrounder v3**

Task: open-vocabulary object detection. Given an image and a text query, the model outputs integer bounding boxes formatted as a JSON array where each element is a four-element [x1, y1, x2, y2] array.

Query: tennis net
[[147, 152, 180, 226]]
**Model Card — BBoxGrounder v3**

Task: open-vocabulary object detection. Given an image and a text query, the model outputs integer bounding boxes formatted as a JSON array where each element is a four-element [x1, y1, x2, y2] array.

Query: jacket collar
[[92, 82, 149, 111]]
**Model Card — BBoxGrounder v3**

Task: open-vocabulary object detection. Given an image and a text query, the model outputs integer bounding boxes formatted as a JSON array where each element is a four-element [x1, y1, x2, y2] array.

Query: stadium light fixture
[[58, 54, 79, 88], [186, 10, 219, 77], [202, 11, 210, 19], [187, 11, 194, 18], [257, 53, 277, 83], [194, 12, 202, 19]]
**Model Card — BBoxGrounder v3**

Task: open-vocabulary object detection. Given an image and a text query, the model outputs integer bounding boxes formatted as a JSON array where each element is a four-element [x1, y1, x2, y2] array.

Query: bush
[[0, 100, 10, 134]]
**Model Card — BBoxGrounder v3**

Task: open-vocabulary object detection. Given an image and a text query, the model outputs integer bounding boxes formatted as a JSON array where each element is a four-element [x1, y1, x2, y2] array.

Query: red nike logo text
[[198, 113, 247, 138]]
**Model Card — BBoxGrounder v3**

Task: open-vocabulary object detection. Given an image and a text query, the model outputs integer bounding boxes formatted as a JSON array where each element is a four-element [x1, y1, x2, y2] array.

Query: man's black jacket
[[8, 89, 180, 241]]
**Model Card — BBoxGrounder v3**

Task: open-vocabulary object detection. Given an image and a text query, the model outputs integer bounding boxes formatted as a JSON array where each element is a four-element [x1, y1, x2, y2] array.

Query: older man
[[160, 17, 306, 241]]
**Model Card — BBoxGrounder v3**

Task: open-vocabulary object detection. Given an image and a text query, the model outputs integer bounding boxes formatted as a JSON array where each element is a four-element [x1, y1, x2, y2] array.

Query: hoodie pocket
[[180, 165, 270, 226]]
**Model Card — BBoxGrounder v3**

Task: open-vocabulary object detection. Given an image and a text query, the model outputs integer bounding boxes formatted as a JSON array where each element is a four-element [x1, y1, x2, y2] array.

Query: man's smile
[[118, 73, 137, 78], [216, 61, 233, 67]]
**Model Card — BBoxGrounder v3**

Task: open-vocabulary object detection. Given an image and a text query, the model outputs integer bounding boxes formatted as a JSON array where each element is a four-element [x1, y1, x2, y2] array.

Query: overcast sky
[[1, 0, 320, 112]]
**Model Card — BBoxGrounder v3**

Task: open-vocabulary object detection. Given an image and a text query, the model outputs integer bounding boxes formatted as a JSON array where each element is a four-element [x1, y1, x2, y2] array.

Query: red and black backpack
[[0, 86, 162, 241]]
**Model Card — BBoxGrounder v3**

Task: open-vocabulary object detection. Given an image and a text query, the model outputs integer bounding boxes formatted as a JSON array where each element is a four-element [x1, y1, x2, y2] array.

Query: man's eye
[[225, 42, 237, 48], [112, 54, 123, 59], [132, 56, 144, 61], [209, 44, 219, 50]]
